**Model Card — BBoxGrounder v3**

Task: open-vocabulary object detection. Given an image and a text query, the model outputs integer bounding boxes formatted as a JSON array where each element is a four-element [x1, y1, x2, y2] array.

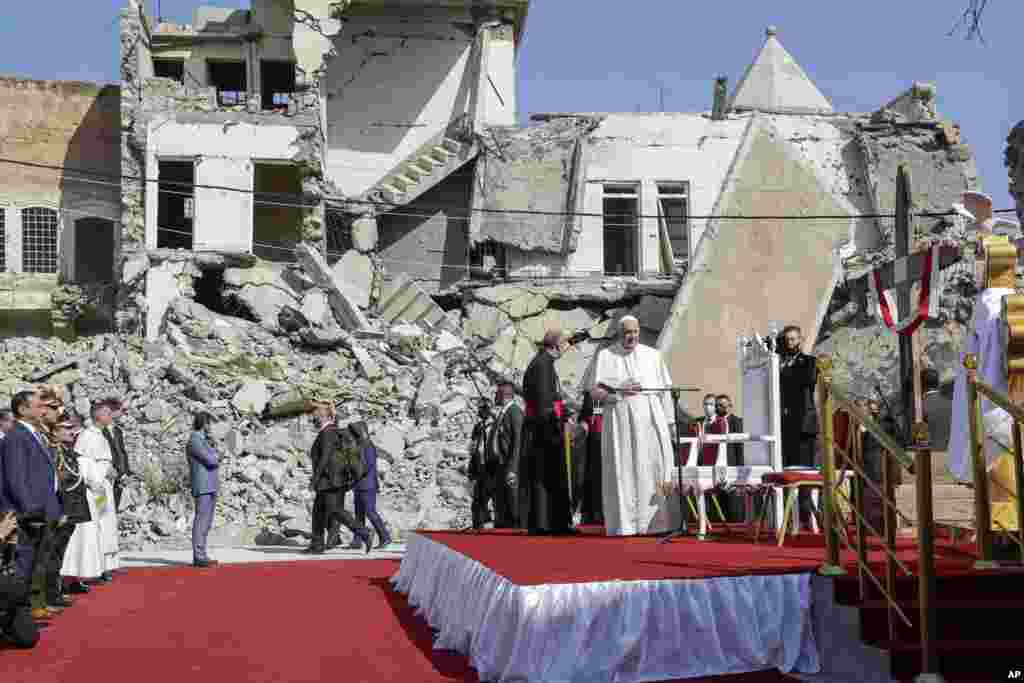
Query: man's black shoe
[[193, 559, 220, 568], [46, 597, 73, 608], [64, 582, 89, 594]]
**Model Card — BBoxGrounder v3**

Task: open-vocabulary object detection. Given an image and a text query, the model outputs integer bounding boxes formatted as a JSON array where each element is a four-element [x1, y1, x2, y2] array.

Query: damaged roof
[[473, 116, 602, 254]]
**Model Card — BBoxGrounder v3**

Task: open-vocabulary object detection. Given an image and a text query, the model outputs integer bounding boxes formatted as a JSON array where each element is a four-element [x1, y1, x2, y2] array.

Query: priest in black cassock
[[519, 328, 574, 535]]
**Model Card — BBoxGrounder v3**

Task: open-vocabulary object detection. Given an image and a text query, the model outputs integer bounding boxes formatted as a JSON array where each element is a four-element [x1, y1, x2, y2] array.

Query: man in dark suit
[[0, 511, 38, 648], [575, 392, 603, 525], [712, 394, 746, 521], [519, 329, 573, 535], [307, 402, 371, 555], [778, 325, 819, 529], [1, 391, 62, 591], [471, 380, 523, 529], [345, 422, 392, 550], [101, 399, 132, 512]]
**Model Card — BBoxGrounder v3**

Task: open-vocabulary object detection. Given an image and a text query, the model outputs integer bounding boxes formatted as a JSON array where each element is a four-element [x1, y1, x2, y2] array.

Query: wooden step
[[833, 569, 1024, 606], [883, 639, 1024, 680], [858, 599, 1024, 645]]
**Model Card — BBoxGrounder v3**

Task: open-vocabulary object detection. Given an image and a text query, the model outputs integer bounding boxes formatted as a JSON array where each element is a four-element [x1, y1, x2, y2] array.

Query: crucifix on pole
[[846, 165, 963, 444], [895, 165, 923, 445]]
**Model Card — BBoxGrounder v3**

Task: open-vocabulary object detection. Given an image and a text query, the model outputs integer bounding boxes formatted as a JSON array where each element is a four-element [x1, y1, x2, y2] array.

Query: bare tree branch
[[948, 0, 990, 43]]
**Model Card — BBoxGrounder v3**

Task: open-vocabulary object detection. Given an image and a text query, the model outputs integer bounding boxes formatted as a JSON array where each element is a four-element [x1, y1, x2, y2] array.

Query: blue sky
[[0, 1, 1019, 208]]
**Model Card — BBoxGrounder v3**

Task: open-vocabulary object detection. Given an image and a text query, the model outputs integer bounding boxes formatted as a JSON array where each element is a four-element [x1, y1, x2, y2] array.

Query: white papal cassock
[[62, 427, 120, 579], [948, 286, 1015, 481], [589, 342, 676, 535]]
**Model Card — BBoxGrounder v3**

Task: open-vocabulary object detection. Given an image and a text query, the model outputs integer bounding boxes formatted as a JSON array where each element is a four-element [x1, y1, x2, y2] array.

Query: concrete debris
[[232, 381, 271, 415], [295, 243, 371, 331], [351, 216, 380, 253], [330, 250, 374, 310]]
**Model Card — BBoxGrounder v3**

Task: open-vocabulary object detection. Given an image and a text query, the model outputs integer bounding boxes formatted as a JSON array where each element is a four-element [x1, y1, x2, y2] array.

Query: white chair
[[671, 335, 784, 539]]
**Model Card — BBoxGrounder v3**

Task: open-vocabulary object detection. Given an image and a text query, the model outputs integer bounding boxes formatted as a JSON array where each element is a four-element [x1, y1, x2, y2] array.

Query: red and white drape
[[871, 244, 942, 336]]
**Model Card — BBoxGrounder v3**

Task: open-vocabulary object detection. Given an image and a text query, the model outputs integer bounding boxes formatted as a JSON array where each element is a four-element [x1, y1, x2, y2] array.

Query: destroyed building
[[0, 5, 984, 417]]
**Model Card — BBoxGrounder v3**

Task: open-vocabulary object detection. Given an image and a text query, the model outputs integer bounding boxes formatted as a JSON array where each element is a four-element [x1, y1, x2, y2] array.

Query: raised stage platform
[[391, 527, 983, 683]]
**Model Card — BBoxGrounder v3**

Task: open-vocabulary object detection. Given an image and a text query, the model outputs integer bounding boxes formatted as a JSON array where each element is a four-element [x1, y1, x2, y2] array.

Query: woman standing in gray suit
[[187, 413, 220, 568]]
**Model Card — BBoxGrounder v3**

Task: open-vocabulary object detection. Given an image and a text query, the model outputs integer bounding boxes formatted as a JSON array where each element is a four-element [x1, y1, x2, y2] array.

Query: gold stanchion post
[[817, 355, 845, 576]]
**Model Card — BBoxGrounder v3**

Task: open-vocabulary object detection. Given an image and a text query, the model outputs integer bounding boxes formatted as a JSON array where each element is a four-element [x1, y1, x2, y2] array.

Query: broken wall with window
[[0, 77, 120, 338], [118, 0, 333, 340]]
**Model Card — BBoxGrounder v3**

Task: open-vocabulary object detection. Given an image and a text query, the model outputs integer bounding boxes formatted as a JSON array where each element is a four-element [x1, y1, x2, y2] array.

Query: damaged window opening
[[261, 61, 296, 110], [470, 241, 506, 279], [0, 208, 5, 272], [208, 60, 247, 106], [326, 211, 353, 265], [194, 268, 258, 322], [157, 160, 195, 250], [253, 163, 303, 263], [22, 207, 58, 274], [657, 182, 689, 265], [153, 58, 185, 83], [603, 184, 639, 277]]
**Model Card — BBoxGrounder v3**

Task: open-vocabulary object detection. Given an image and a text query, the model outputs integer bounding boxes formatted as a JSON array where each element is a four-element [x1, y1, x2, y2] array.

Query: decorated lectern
[[674, 334, 785, 538]]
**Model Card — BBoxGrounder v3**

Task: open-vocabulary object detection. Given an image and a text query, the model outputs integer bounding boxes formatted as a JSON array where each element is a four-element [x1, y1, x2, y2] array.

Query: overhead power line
[[2, 157, 1016, 223]]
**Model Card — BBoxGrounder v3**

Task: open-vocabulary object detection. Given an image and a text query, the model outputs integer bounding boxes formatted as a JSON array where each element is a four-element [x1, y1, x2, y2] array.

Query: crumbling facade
[[0, 77, 121, 338]]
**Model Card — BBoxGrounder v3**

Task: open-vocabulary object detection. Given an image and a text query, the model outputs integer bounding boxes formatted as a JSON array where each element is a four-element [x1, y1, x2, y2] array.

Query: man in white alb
[[62, 401, 120, 583], [588, 316, 677, 535]]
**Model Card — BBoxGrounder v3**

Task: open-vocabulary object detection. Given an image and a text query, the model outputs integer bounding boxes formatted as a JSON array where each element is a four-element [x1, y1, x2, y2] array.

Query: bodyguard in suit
[[187, 412, 220, 568], [346, 421, 392, 550], [307, 401, 371, 554], [1, 391, 62, 585], [778, 325, 819, 528], [101, 400, 132, 512], [472, 380, 523, 529]]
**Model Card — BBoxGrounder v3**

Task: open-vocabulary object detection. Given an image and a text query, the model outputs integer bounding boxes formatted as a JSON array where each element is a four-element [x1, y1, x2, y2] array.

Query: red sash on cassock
[[525, 400, 564, 419], [587, 414, 603, 433], [698, 417, 726, 466]]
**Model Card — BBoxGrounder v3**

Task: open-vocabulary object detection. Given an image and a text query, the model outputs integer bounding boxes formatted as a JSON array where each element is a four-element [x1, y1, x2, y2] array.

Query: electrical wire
[[5, 156, 1017, 222]]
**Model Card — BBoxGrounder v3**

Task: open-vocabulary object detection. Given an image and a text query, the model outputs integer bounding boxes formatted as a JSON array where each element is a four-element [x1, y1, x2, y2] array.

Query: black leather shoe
[[65, 582, 90, 595], [46, 597, 73, 608], [193, 559, 220, 568], [346, 540, 363, 550]]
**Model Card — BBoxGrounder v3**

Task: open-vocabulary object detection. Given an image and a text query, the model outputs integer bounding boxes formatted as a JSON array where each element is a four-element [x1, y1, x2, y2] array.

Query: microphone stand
[[660, 387, 693, 544]]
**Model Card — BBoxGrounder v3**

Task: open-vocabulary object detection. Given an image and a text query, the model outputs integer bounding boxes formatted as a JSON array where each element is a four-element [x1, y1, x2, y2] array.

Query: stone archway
[[74, 216, 115, 283]]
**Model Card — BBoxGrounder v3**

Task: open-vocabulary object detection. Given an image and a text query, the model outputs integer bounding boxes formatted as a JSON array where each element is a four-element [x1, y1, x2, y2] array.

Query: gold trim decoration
[[816, 355, 833, 386], [912, 421, 930, 446], [984, 239, 1017, 290], [964, 353, 978, 371]]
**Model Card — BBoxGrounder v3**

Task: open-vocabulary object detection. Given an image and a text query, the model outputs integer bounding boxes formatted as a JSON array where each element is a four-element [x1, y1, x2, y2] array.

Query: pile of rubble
[[0, 258, 515, 552]]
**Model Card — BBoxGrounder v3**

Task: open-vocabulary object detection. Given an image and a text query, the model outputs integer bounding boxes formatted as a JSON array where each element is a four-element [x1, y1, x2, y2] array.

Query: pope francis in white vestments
[[62, 414, 121, 579], [588, 316, 677, 535]]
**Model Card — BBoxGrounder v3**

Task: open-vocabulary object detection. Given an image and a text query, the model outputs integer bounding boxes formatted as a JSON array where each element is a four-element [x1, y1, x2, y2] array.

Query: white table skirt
[[391, 532, 821, 682]]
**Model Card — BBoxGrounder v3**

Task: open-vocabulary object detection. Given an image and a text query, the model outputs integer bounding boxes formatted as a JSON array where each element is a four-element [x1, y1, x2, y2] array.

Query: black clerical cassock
[[519, 348, 573, 535]]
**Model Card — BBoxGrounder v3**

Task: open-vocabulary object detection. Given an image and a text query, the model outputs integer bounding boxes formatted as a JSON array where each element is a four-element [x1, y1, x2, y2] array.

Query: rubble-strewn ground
[[1, 296, 498, 551]]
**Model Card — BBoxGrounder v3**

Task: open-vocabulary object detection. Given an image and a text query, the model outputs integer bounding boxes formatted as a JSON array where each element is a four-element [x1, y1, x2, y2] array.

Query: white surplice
[[62, 427, 119, 578], [589, 342, 676, 535], [948, 287, 1015, 481]]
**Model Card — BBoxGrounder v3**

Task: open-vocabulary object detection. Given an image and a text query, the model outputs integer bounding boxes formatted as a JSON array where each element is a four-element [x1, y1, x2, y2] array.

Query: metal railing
[[962, 352, 1024, 566], [816, 355, 940, 675]]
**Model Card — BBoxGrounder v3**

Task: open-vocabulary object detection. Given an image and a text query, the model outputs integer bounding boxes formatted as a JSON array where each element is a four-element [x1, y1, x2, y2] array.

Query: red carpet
[[0, 558, 800, 682], [419, 527, 979, 585]]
